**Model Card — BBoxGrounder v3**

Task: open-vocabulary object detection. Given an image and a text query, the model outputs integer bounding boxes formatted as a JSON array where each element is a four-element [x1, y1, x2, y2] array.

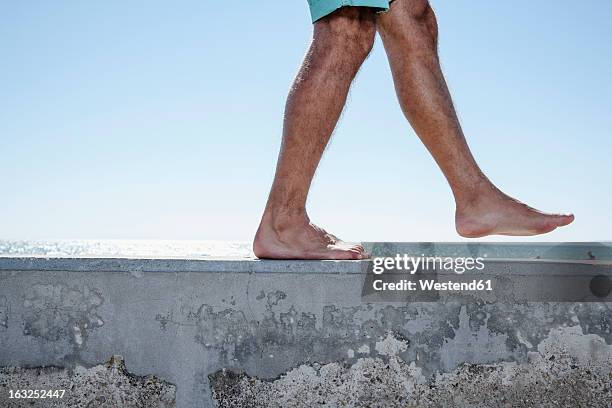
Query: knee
[[313, 7, 377, 66], [412, 1, 438, 43], [381, 0, 438, 46]]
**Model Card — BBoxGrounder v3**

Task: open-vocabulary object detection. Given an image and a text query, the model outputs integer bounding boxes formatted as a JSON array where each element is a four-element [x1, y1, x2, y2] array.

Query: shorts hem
[[309, 0, 390, 23]]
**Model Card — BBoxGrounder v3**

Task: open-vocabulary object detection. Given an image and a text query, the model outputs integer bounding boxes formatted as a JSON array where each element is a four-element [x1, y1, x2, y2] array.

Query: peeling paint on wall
[[185, 293, 611, 378]]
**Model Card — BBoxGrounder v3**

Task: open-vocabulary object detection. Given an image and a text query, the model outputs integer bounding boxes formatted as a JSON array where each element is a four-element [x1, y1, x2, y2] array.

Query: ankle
[[261, 207, 309, 233], [454, 178, 498, 212]]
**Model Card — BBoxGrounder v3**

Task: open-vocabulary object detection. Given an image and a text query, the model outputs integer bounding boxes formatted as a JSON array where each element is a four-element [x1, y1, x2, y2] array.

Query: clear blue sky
[[1, 1, 611, 242]]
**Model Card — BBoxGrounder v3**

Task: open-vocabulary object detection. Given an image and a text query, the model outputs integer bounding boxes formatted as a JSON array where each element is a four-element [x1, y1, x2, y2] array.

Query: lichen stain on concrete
[[0, 295, 8, 330], [573, 302, 612, 343], [437, 306, 512, 372], [155, 310, 177, 332], [194, 302, 386, 365], [22, 284, 104, 348], [195, 305, 254, 360], [265, 291, 287, 308], [210, 327, 612, 408], [0, 355, 175, 408], [190, 294, 610, 375], [191, 295, 458, 367]]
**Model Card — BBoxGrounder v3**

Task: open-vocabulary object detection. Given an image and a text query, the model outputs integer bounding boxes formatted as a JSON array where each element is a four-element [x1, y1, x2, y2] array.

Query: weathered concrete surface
[[0, 250, 611, 407], [0, 355, 175, 407]]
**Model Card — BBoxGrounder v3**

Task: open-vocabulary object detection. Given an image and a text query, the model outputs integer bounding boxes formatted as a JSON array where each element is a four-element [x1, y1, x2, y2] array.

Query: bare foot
[[455, 183, 574, 238], [253, 213, 367, 260]]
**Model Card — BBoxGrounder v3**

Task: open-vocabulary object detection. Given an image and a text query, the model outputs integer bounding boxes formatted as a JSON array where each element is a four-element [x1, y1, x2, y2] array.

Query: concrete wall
[[0, 249, 611, 407]]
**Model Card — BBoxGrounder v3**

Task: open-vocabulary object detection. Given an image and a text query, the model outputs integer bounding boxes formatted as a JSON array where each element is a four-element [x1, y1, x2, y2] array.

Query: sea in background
[[0, 239, 254, 259], [1, 239, 612, 261]]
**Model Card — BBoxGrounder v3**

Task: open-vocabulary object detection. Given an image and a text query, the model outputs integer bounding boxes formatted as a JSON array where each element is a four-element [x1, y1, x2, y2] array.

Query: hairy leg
[[254, 8, 376, 259], [377, 0, 573, 237]]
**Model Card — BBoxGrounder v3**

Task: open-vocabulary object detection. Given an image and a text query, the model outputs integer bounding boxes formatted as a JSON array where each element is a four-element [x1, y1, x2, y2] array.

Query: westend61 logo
[[372, 254, 485, 275]]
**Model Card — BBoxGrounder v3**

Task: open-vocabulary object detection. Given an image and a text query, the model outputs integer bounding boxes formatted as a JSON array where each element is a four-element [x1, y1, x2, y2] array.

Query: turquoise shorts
[[307, 0, 391, 23]]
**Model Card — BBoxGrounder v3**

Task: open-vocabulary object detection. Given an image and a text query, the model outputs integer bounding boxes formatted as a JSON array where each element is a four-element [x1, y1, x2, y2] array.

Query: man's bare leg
[[377, 0, 574, 237], [253, 8, 376, 259]]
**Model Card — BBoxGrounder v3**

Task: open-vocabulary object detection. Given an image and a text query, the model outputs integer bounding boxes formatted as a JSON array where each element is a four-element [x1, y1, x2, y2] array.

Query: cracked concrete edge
[[209, 326, 612, 408], [0, 355, 176, 408], [1, 256, 610, 275]]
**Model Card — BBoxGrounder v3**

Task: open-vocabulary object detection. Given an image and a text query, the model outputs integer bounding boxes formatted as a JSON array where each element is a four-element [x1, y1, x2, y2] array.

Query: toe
[[330, 248, 363, 260], [347, 244, 369, 259], [350, 245, 370, 259], [557, 213, 574, 226], [546, 213, 574, 227]]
